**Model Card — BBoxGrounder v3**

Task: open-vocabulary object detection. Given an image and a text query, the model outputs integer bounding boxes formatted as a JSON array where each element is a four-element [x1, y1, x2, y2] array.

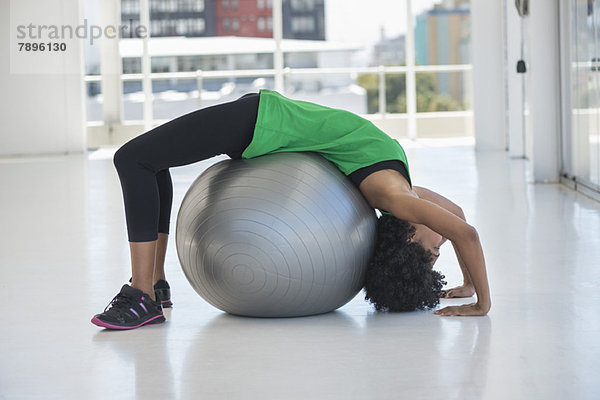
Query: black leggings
[[113, 93, 260, 242]]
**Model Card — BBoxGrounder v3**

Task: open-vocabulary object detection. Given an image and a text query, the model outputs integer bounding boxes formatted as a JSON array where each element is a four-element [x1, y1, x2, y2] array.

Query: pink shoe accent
[[91, 315, 165, 330]]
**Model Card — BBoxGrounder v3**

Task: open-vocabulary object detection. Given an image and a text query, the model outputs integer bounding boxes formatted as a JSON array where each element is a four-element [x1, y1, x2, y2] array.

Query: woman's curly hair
[[364, 214, 446, 312]]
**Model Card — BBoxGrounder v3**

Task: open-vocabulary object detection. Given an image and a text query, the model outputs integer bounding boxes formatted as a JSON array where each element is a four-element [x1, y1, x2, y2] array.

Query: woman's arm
[[413, 187, 475, 297], [379, 192, 491, 316]]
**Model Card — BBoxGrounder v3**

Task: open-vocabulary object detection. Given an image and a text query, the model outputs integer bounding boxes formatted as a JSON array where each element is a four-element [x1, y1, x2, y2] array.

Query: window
[[232, 18, 239, 31], [267, 0, 273, 9], [223, 18, 230, 31], [257, 17, 265, 31], [181, 0, 205, 12], [291, 0, 314, 11], [231, 0, 238, 10], [177, 19, 188, 35], [122, 58, 141, 74], [122, 0, 140, 14], [163, 19, 176, 35], [151, 57, 171, 73], [291, 16, 315, 33], [222, 0, 229, 10], [152, 0, 177, 12], [258, 0, 264, 10], [267, 16, 273, 31], [193, 18, 205, 33], [150, 20, 160, 36]]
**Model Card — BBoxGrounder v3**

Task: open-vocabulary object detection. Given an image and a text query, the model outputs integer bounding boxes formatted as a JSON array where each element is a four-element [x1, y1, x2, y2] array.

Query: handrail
[[83, 64, 473, 82], [84, 64, 474, 131]]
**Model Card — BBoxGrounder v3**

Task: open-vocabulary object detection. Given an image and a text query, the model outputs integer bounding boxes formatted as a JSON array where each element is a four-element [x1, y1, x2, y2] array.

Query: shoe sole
[[160, 300, 173, 308], [91, 315, 166, 330]]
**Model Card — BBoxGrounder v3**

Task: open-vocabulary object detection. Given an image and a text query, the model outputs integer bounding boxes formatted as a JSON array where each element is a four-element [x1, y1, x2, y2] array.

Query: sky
[[325, 0, 441, 45]]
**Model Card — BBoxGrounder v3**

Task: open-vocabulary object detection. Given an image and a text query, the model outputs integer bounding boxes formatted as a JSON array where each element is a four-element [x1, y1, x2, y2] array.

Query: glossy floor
[[1, 142, 599, 400]]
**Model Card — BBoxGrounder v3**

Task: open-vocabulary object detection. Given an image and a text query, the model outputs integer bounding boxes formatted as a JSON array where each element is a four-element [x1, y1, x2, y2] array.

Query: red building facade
[[121, 0, 325, 40], [214, 0, 274, 38]]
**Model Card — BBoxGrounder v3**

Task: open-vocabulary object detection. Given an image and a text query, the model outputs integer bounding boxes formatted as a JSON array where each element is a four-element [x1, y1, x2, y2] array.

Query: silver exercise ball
[[175, 152, 377, 317]]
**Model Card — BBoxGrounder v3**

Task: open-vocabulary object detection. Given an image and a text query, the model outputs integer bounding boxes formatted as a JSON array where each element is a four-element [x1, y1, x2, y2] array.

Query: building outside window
[[283, 0, 324, 40], [123, 0, 211, 38], [150, 20, 160, 36], [122, 0, 140, 14], [257, 17, 266, 31], [194, 0, 205, 12], [177, 19, 188, 35], [291, 16, 315, 33], [291, 0, 315, 11], [194, 18, 206, 33], [156, 0, 177, 12]]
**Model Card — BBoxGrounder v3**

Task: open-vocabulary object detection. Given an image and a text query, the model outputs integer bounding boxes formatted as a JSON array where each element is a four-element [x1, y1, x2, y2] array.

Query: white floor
[[1, 142, 599, 400]]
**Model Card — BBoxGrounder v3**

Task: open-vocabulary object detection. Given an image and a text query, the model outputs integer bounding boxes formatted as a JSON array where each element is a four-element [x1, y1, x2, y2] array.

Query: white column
[[99, 0, 123, 130], [527, 0, 560, 182], [272, 0, 284, 92], [405, 0, 417, 140], [505, 0, 526, 157], [471, 0, 507, 150], [557, 0, 576, 178], [140, 0, 153, 131]]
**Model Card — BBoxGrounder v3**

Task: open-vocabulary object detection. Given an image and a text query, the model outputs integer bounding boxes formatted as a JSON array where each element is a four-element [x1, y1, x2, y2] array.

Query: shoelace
[[103, 292, 137, 315]]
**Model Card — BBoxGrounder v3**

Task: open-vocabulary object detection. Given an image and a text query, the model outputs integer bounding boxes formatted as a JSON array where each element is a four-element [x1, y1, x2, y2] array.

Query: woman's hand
[[434, 302, 490, 316], [441, 284, 475, 298]]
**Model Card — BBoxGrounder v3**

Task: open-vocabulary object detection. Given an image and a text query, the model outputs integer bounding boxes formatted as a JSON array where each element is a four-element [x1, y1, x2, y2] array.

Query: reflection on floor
[[1, 142, 599, 399]]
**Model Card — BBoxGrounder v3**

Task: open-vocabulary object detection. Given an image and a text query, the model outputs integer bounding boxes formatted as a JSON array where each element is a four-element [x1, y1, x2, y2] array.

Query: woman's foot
[[91, 285, 165, 330], [153, 279, 173, 308], [128, 278, 173, 308]]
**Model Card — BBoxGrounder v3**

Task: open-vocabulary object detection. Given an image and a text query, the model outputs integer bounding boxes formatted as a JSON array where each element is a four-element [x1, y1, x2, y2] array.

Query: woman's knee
[[113, 143, 133, 171], [113, 141, 152, 172]]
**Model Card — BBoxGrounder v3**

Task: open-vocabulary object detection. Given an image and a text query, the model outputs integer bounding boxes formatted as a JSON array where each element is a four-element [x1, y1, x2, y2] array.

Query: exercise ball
[[175, 152, 376, 317]]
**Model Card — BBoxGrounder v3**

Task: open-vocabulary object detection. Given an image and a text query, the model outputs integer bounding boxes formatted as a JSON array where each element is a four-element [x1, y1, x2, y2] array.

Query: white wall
[[0, 0, 86, 157]]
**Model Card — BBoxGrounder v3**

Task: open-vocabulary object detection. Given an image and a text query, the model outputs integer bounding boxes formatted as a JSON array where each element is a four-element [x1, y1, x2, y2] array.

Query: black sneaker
[[91, 284, 165, 330], [128, 278, 173, 308], [153, 279, 173, 308]]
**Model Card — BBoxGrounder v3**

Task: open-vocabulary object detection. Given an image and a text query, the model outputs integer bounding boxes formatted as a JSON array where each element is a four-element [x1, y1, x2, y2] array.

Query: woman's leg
[[111, 94, 259, 299], [153, 233, 169, 283], [153, 169, 172, 285], [129, 171, 172, 298]]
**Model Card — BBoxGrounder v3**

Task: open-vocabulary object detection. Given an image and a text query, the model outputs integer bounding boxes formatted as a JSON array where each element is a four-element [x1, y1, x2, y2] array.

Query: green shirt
[[242, 89, 411, 183]]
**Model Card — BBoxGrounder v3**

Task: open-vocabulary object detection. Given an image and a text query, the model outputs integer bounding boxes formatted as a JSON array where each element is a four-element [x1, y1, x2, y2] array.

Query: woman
[[91, 90, 491, 330]]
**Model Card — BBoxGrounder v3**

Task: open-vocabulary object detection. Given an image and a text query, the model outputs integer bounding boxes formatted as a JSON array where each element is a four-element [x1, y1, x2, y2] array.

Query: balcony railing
[[85, 63, 473, 141]]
